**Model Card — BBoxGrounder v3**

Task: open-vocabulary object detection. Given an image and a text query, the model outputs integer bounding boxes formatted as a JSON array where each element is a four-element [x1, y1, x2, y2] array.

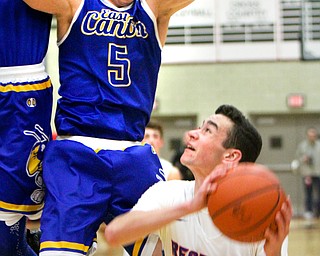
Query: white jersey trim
[[141, 0, 162, 50], [58, 0, 85, 46]]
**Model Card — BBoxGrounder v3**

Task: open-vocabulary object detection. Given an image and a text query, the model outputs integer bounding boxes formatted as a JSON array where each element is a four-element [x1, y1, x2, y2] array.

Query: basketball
[[208, 162, 286, 243]]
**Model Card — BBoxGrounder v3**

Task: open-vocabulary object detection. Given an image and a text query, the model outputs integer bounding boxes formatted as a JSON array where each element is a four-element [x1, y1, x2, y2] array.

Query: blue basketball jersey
[[0, 0, 52, 67], [56, 0, 162, 141]]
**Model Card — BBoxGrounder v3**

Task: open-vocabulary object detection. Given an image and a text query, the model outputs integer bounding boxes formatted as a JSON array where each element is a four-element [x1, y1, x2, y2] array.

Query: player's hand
[[263, 196, 293, 256], [189, 163, 234, 213]]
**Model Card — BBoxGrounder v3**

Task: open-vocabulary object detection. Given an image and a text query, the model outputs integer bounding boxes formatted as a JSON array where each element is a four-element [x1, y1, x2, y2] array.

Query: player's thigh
[[40, 140, 112, 254], [106, 144, 164, 216]]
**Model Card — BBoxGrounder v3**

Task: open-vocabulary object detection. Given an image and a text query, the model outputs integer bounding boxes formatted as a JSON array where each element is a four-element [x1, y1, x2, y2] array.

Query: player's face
[[143, 128, 163, 154], [181, 114, 233, 177]]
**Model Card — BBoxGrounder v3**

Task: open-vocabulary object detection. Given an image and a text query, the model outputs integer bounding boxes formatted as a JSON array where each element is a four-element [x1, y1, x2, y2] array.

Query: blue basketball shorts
[[0, 63, 53, 222], [39, 137, 165, 255]]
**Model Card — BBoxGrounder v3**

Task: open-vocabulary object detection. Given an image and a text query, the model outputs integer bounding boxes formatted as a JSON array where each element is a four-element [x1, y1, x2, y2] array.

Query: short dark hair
[[146, 121, 164, 138], [215, 104, 262, 163]]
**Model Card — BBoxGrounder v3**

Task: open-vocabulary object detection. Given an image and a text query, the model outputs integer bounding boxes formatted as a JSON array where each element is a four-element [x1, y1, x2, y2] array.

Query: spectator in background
[[294, 127, 320, 220], [144, 121, 182, 180], [171, 132, 195, 181]]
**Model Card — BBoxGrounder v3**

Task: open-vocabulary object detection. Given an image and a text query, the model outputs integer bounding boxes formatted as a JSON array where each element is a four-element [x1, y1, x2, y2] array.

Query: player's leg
[[0, 74, 52, 256], [107, 143, 164, 216], [39, 140, 110, 255], [105, 143, 165, 255], [0, 216, 37, 256]]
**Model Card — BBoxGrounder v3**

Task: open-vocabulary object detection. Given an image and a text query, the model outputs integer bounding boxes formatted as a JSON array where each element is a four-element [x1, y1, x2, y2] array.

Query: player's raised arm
[[23, 0, 81, 40], [22, 0, 68, 15], [155, 0, 195, 17], [146, 0, 195, 46]]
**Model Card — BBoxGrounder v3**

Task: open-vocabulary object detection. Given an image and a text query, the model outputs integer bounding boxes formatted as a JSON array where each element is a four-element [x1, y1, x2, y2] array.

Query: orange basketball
[[208, 162, 286, 242]]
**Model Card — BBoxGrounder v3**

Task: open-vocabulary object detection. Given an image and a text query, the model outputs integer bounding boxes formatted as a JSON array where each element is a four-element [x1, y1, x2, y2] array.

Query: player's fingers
[[265, 211, 286, 240], [207, 163, 238, 194], [208, 183, 217, 194], [275, 211, 285, 235], [226, 161, 238, 170], [264, 213, 283, 241], [274, 199, 291, 238], [201, 173, 217, 196], [281, 196, 293, 232], [264, 226, 273, 240], [285, 195, 293, 219], [207, 162, 240, 195], [211, 163, 232, 179]]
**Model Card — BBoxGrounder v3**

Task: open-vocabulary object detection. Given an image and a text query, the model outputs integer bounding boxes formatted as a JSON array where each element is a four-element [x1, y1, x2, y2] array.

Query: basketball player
[[143, 121, 182, 180], [0, 1, 53, 255], [23, 0, 195, 255], [105, 104, 293, 256]]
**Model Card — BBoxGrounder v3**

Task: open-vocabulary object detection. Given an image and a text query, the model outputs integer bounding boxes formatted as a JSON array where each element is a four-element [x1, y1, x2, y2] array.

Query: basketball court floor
[[287, 218, 320, 256], [94, 218, 320, 256]]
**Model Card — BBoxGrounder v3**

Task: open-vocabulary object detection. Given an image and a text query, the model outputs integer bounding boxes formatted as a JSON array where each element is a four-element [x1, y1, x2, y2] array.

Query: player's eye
[[200, 125, 211, 134]]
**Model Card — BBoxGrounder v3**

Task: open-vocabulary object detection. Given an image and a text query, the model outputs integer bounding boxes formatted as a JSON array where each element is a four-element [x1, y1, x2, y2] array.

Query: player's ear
[[223, 149, 242, 163]]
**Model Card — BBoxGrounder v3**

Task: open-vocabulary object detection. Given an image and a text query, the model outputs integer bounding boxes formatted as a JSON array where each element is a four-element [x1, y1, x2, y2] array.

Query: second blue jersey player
[[23, 0, 195, 255], [0, 1, 53, 255]]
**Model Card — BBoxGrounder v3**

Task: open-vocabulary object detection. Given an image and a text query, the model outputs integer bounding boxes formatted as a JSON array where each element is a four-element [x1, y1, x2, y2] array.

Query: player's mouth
[[185, 143, 195, 151]]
